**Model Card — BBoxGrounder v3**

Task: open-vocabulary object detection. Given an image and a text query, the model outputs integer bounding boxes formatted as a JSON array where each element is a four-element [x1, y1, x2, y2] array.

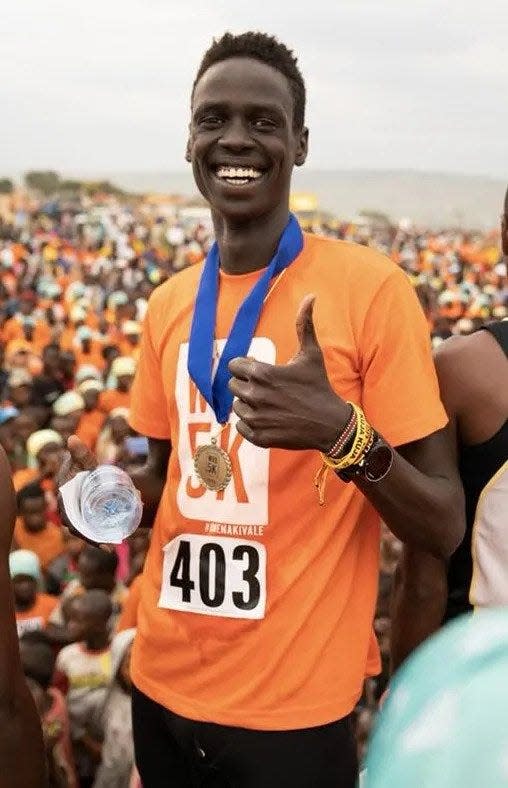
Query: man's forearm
[[354, 448, 464, 558], [0, 563, 47, 787], [345, 424, 464, 559], [129, 437, 171, 529], [130, 466, 166, 529], [390, 547, 448, 672]]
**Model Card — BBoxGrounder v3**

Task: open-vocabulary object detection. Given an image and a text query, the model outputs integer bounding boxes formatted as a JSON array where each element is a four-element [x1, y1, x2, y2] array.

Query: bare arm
[[355, 426, 464, 559], [129, 438, 171, 529], [0, 448, 47, 787], [390, 545, 448, 672], [389, 338, 470, 670]]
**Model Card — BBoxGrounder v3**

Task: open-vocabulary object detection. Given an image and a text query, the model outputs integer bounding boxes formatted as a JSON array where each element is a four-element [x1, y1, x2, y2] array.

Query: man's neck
[[212, 205, 290, 275]]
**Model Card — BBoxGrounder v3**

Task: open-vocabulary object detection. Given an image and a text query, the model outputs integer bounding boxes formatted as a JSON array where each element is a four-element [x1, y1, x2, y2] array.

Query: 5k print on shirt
[[175, 337, 275, 526]]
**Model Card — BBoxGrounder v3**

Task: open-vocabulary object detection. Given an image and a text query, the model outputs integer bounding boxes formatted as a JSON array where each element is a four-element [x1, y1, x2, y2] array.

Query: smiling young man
[[61, 32, 464, 788]]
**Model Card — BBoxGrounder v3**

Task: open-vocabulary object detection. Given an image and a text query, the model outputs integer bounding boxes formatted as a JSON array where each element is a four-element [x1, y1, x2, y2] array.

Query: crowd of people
[[0, 192, 505, 786]]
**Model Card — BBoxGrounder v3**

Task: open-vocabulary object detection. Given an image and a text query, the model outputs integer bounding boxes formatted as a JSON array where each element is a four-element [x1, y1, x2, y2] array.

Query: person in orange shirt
[[75, 379, 105, 451], [59, 32, 464, 788], [13, 428, 65, 492], [73, 326, 106, 371], [59, 305, 87, 352], [51, 391, 85, 448], [5, 339, 43, 377], [10, 549, 58, 637], [5, 367, 33, 412], [13, 483, 65, 571], [1, 290, 50, 349], [98, 356, 135, 415], [119, 321, 141, 361]]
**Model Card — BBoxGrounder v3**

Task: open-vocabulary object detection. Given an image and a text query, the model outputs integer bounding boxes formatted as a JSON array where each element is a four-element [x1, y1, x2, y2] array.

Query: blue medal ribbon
[[187, 213, 303, 425]]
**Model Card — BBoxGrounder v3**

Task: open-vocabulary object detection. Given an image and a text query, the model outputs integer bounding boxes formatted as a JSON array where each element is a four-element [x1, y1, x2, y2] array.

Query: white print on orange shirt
[[205, 522, 265, 537], [175, 338, 275, 526]]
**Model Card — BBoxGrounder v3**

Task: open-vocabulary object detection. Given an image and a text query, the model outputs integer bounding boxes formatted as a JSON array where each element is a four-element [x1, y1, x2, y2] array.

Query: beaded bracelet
[[314, 403, 374, 505], [326, 404, 356, 459]]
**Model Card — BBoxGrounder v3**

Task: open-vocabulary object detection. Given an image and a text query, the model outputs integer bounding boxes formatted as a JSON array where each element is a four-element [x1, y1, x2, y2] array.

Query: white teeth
[[216, 166, 262, 180]]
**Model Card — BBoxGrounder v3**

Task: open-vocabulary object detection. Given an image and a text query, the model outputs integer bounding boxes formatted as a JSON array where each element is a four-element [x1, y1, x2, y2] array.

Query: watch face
[[365, 443, 393, 482]]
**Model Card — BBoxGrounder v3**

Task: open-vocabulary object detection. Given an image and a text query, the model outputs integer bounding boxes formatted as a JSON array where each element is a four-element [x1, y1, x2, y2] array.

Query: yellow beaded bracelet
[[314, 403, 374, 505], [321, 404, 373, 471]]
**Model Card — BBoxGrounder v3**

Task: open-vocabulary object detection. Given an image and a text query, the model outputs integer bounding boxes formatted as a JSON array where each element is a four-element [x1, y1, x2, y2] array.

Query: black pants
[[132, 684, 358, 788]]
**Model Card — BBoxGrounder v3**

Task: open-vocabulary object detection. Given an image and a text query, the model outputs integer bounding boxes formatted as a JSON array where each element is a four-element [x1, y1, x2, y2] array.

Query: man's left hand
[[228, 294, 349, 452]]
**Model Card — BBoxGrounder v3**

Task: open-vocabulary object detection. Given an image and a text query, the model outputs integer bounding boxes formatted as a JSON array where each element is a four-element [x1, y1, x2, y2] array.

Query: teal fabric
[[365, 609, 508, 787]]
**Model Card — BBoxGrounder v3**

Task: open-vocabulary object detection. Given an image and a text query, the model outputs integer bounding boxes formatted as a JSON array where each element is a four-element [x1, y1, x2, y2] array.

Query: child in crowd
[[95, 407, 131, 464], [93, 628, 137, 788], [20, 630, 78, 787], [116, 529, 150, 631], [47, 545, 127, 644], [10, 548, 58, 636], [75, 378, 105, 451], [55, 590, 113, 788], [13, 482, 65, 570], [46, 526, 84, 596]]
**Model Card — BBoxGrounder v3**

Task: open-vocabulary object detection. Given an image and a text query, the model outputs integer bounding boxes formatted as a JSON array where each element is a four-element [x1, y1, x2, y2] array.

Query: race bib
[[159, 534, 266, 620]]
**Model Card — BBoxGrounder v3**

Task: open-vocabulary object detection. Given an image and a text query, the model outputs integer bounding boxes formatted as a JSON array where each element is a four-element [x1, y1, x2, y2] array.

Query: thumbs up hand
[[228, 295, 350, 451]]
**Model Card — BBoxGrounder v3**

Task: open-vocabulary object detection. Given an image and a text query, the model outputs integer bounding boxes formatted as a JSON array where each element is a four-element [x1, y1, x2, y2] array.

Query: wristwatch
[[338, 433, 393, 483]]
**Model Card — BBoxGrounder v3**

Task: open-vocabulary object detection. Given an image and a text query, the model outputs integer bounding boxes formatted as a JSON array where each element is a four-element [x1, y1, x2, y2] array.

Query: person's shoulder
[[301, 233, 401, 287], [434, 330, 500, 371], [433, 330, 505, 410]]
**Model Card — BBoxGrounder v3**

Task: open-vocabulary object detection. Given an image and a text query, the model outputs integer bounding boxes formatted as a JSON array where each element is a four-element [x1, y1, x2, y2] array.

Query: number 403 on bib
[[159, 534, 267, 620]]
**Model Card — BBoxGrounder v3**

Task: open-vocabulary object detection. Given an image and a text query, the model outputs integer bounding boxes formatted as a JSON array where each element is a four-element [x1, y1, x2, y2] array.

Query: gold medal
[[193, 436, 232, 491]]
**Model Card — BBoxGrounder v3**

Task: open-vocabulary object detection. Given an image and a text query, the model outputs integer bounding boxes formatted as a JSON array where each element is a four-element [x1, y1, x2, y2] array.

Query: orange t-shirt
[[117, 573, 142, 632], [16, 593, 58, 636], [1, 318, 50, 349], [14, 518, 65, 570], [98, 389, 131, 415], [74, 345, 106, 372], [12, 468, 39, 492], [128, 233, 447, 730], [75, 409, 105, 450]]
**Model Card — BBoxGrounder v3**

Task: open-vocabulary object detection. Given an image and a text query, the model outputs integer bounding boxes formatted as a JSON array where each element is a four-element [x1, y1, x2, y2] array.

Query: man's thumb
[[295, 294, 320, 354], [67, 434, 98, 471]]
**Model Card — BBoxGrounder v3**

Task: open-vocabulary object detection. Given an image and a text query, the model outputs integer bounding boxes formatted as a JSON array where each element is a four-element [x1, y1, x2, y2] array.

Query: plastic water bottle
[[80, 465, 142, 541]]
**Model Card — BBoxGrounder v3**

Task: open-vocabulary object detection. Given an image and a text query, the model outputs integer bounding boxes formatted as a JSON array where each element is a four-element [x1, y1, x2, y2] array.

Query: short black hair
[[80, 544, 119, 575], [20, 630, 55, 690], [193, 32, 306, 130], [17, 482, 45, 509]]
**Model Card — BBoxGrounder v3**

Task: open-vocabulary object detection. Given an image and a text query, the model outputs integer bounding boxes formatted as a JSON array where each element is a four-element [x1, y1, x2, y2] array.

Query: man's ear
[[185, 124, 192, 163], [502, 214, 508, 257], [295, 127, 309, 167]]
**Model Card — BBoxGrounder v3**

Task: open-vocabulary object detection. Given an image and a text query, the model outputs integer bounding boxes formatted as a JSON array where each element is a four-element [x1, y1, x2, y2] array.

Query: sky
[[2, 0, 507, 178]]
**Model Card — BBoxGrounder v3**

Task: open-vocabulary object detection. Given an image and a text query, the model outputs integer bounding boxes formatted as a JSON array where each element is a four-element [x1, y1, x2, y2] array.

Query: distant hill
[[9, 168, 506, 229], [103, 169, 505, 229]]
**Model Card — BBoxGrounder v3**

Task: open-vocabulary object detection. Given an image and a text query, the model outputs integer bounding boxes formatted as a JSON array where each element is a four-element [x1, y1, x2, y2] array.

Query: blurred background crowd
[[0, 184, 505, 786]]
